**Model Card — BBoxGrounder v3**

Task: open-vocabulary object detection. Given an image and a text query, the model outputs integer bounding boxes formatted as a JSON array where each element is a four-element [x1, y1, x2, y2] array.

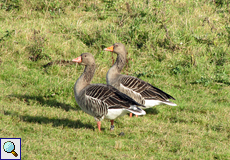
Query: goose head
[[72, 53, 95, 66], [104, 43, 127, 56]]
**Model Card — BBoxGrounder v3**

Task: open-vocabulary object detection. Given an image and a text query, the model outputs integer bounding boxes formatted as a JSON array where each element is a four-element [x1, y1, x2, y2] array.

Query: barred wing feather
[[120, 75, 176, 101], [83, 84, 145, 119]]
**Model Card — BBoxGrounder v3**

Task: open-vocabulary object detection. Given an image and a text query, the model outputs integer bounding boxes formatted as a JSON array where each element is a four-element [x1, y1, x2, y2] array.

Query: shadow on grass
[[9, 94, 80, 112], [3, 110, 95, 130], [145, 107, 159, 115]]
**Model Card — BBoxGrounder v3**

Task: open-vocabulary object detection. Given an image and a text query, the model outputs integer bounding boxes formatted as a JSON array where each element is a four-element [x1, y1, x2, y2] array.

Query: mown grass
[[1, 0, 230, 159]]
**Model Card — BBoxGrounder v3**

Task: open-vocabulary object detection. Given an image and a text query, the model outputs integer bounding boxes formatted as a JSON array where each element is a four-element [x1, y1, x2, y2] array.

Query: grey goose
[[104, 43, 177, 117], [72, 53, 146, 131]]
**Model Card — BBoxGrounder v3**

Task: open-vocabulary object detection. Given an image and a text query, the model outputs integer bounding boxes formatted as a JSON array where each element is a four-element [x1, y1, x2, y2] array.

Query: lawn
[[0, 0, 230, 159]]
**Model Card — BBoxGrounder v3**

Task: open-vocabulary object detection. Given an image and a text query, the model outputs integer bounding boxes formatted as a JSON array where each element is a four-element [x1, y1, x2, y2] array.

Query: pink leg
[[110, 120, 114, 131], [129, 113, 133, 117], [97, 121, 101, 131], [135, 115, 138, 117]]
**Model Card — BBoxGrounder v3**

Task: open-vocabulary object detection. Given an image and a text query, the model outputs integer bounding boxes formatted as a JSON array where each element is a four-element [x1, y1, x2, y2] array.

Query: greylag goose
[[72, 53, 146, 131], [104, 43, 177, 117]]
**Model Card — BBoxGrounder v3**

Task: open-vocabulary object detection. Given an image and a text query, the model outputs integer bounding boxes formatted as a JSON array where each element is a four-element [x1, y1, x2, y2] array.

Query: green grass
[[1, 0, 230, 159]]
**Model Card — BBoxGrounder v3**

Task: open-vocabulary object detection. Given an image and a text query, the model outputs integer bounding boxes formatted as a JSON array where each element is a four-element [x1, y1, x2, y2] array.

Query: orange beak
[[72, 56, 82, 63], [104, 45, 114, 52]]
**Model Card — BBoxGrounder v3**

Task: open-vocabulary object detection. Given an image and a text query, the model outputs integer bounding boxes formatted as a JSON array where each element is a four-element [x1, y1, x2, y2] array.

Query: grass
[[0, 0, 230, 159]]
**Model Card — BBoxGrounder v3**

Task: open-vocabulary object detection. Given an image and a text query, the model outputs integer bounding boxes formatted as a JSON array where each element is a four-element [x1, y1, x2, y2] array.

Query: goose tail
[[127, 105, 146, 116]]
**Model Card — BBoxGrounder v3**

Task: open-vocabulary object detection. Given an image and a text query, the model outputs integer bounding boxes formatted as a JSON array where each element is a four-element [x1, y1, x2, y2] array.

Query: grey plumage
[[73, 53, 146, 130], [105, 43, 177, 107], [75, 83, 145, 121]]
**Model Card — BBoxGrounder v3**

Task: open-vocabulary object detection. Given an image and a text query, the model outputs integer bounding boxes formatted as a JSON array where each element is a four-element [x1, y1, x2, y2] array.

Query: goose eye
[[84, 55, 86, 57], [115, 44, 118, 47]]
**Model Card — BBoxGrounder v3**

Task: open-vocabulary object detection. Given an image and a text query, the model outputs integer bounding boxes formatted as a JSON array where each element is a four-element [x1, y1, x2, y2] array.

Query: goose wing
[[85, 84, 144, 108], [83, 84, 144, 119], [120, 75, 176, 102]]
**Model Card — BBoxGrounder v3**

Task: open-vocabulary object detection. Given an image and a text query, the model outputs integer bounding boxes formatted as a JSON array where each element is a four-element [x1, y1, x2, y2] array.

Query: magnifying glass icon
[[3, 141, 18, 157]]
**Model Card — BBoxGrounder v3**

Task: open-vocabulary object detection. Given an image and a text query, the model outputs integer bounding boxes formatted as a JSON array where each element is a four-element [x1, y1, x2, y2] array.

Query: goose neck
[[74, 64, 95, 95]]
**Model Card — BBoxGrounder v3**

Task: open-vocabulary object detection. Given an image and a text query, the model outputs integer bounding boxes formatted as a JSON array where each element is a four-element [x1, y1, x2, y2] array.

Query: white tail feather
[[162, 101, 177, 106]]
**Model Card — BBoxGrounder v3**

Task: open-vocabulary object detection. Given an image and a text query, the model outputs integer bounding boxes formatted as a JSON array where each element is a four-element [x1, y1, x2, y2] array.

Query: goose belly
[[144, 100, 166, 108], [105, 109, 128, 120], [144, 99, 177, 108]]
